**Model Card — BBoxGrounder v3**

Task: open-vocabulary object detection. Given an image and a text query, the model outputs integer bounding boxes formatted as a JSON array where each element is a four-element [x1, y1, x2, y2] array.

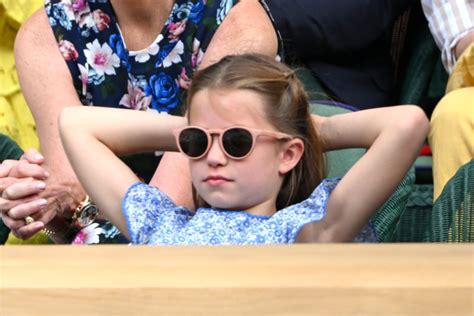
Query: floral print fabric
[[46, 0, 237, 114], [122, 178, 377, 245]]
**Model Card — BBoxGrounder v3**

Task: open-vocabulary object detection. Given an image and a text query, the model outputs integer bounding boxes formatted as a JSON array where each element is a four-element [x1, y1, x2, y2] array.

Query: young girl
[[58, 54, 429, 244]]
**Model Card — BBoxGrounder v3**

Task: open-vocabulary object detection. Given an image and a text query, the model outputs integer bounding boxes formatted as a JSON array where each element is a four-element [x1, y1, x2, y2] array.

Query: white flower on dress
[[162, 40, 184, 68], [133, 34, 163, 63], [72, 223, 102, 245], [191, 38, 204, 70], [83, 39, 120, 76], [119, 81, 152, 110], [78, 63, 89, 96]]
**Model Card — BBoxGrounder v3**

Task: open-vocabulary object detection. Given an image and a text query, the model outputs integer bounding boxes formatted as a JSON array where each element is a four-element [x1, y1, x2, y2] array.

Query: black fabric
[[267, 0, 417, 108], [0, 134, 24, 244]]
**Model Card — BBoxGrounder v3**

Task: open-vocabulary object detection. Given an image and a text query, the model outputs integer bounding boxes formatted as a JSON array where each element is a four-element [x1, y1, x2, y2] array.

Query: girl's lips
[[204, 176, 231, 186]]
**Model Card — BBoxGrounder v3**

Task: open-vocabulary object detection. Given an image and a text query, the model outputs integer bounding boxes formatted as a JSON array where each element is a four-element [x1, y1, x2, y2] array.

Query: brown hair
[[187, 54, 326, 210]]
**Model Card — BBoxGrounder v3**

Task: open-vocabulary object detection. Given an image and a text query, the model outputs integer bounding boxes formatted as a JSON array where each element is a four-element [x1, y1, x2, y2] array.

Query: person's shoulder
[[14, 8, 53, 54]]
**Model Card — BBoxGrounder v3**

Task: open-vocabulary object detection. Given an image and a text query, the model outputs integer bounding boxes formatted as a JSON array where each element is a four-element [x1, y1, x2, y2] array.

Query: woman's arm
[[312, 105, 429, 241], [0, 8, 87, 240], [59, 107, 186, 238]]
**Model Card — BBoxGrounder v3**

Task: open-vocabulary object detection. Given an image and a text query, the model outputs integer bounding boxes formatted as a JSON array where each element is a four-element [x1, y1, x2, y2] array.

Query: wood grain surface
[[1, 244, 473, 315]]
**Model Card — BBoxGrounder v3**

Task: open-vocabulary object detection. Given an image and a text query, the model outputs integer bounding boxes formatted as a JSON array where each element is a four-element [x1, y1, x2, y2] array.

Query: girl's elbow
[[397, 105, 430, 140], [58, 106, 81, 136]]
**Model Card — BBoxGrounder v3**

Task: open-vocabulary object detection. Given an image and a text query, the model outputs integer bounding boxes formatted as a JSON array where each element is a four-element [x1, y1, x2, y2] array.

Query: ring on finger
[[24, 216, 34, 225]]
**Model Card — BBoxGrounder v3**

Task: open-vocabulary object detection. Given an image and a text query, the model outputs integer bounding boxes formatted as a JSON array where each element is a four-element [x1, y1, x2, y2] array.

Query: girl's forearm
[[59, 107, 186, 155], [58, 107, 187, 237], [321, 105, 428, 241], [312, 105, 427, 151]]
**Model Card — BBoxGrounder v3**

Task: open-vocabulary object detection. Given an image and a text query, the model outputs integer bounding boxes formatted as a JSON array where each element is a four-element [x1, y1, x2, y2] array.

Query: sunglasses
[[174, 126, 293, 160]]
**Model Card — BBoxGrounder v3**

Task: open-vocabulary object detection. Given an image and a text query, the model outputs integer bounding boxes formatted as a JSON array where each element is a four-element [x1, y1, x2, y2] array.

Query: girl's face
[[188, 88, 287, 216]]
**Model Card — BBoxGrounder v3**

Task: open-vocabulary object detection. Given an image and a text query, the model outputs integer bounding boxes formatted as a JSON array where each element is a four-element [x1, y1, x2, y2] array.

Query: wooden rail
[[1, 244, 473, 315]]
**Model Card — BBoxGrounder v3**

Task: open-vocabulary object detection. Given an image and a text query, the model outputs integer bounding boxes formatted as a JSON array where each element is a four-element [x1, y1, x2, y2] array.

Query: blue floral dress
[[45, 0, 245, 243], [122, 178, 378, 244]]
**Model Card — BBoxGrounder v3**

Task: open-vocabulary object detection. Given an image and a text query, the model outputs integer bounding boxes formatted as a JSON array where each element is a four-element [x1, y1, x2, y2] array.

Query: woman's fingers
[[8, 198, 48, 219], [1, 198, 59, 240], [20, 148, 45, 164], [11, 221, 45, 240], [0, 160, 16, 177], [0, 157, 48, 180], [14, 161, 49, 180], [2, 179, 46, 200], [0, 176, 18, 192]]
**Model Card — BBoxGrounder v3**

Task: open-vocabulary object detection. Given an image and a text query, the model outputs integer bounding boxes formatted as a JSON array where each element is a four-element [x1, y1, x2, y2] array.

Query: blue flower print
[[88, 67, 105, 86], [147, 72, 179, 112], [189, 1, 205, 24], [52, 4, 73, 30], [49, 17, 57, 27], [154, 44, 174, 68], [109, 34, 129, 70], [175, 1, 193, 21], [102, 223, 121, 239], [129, 74, 149, 92]]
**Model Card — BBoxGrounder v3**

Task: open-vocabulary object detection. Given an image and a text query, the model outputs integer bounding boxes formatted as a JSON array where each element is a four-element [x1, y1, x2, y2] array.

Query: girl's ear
[[279, 138, 304, 175]]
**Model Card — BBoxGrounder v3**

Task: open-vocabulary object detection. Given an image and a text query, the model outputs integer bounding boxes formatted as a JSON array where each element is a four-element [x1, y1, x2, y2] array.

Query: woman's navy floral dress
[[45, 0, 240, 244]]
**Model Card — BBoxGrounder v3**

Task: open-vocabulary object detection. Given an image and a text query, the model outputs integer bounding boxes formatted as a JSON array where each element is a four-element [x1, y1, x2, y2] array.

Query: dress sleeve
[[122, 182, 193, 244], [276, 178, 339, 242]]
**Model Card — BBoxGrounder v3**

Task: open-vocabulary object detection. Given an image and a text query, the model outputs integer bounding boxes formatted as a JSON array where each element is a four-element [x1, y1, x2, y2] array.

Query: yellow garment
[[1, 0, 47, 244], [446, 43, 474, 93], [429, 87, 474, 200], [0, 0, 41, 151]]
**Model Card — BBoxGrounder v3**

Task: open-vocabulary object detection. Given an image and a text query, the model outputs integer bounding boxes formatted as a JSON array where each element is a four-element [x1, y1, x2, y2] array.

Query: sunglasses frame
[[173, 126, 293, 160]]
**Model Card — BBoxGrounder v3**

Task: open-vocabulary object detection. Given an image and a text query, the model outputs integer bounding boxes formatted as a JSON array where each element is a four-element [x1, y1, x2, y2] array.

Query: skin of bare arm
[[297, 106, 429, 242], [0, 9, 86, 239], [58, 107, 187, 240]]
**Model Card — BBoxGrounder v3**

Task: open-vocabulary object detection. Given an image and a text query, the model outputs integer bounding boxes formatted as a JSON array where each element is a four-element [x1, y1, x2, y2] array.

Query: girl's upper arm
[[320, 106, 429, 241], [58, 106, 187, 237]]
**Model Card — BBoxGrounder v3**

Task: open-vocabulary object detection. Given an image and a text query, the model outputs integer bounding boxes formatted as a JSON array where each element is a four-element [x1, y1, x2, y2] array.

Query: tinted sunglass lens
[[179, 128, 208, 158], [223, 128, 253, 158]]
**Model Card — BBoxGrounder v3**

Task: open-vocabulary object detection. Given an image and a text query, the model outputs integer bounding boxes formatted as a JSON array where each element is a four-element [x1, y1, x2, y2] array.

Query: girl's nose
[[206, 135, 227, 167]]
